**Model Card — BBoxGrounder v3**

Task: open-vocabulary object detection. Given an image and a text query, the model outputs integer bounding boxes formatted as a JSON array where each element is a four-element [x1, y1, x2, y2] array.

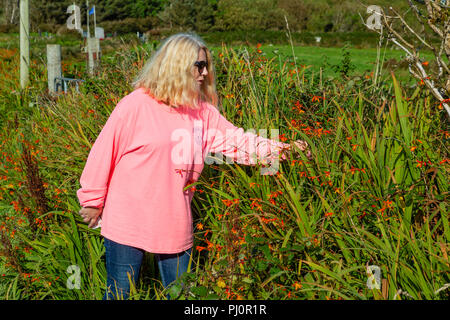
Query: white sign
[[95, 27, 105, 40]]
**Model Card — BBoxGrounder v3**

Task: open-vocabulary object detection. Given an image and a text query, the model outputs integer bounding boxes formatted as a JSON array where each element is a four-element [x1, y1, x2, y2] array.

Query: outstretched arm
[[203, 104, 311, 170]]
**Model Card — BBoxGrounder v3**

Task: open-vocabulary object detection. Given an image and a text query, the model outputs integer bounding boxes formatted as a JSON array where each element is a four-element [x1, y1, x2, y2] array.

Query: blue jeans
[[103, 237, 192, 300]]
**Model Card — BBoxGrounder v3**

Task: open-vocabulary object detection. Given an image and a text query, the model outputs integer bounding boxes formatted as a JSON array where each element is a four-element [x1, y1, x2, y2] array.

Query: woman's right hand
[[78, 206, 103, 228], [294, 140, 312, 160]]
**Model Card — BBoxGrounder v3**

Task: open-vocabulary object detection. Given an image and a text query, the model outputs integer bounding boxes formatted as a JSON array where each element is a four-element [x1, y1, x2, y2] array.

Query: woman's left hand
[[294, 140, 312, 160]]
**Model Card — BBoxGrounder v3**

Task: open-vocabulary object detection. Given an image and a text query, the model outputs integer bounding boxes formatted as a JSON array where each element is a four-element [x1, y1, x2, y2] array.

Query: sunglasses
[[194, 60, 208, 73]]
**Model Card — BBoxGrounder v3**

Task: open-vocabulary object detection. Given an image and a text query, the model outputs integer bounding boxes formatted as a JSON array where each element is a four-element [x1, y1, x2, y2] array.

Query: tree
[[364, 0, 450, 118], [193, 0, 216, 32], [129, 0, 167, 19], [158, 0, 195, 30], [215, 0, 285, 31], [158, 0, 216, 31]]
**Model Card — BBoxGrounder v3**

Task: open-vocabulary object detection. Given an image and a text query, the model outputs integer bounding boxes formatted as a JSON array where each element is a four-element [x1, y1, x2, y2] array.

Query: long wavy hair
[[132, 33, 218, 110]]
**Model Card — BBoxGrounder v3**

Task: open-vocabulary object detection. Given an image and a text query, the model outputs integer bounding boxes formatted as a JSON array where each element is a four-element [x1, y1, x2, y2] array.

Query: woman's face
[[194, 48, 208, 86]]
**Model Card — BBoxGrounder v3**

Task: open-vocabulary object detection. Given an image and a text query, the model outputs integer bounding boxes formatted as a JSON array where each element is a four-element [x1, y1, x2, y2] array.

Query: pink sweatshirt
[[77, 87, 290, 253]]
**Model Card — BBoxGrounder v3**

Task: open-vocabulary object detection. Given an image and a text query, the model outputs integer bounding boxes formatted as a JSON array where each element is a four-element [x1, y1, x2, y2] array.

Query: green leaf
[[191, 286, 208, 297]]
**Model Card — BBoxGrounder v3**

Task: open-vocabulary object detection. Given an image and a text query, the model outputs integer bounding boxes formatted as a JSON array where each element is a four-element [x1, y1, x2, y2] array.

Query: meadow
[[0, 32, 448, 300]]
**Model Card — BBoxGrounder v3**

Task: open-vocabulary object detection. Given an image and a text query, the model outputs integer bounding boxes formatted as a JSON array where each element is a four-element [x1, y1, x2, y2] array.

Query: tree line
[[0, 0, 415, 34]]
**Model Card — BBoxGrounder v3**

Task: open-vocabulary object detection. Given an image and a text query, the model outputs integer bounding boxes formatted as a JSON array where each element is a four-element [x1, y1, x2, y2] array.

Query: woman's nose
[[201, 68, 208, 76]]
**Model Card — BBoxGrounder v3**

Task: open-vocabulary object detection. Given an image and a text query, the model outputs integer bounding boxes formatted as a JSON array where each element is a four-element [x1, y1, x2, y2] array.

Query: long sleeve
[[203, 103, 290, 171], [76, 102, 132, 208]]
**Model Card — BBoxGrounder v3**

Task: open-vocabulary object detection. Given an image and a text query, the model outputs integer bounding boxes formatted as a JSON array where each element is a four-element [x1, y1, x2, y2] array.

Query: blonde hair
[[132, 33, 218, 109]]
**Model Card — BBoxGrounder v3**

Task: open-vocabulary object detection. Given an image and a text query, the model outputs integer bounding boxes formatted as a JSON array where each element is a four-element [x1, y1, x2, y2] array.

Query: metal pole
[[86, 1, 95, 75], [94, 5, 96, 37], [86, 0, 90, 38], [20, 0, 29, 89]]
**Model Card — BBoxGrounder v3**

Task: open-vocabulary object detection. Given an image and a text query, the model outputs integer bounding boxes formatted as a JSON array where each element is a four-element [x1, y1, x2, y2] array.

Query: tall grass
[[0, 39, 448, 300]]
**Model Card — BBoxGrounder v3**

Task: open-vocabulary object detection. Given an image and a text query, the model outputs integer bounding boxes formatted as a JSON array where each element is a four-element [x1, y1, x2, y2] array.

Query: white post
[[94, 5, 96, 37], [86, 0, 90, 38], [47, 44, 62, 94], [20, 0, 29, 89]]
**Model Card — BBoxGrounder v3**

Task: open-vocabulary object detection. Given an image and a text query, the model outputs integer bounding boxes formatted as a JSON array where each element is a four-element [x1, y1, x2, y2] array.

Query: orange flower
[[249, 198, 263, 211], [278, 134, 287, 142], [422, 61, 429, 66], [416, 160, 426, 168], [196, 223, 204, 230], [222, 199, 233, 207]]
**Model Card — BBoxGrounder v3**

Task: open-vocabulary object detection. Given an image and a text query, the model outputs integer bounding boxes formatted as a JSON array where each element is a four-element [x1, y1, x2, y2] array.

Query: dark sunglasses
[[194, 60, 208, 73]]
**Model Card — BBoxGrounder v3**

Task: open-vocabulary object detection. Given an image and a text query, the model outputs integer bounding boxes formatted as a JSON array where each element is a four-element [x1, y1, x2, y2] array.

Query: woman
[[77, 33, 310, 300]]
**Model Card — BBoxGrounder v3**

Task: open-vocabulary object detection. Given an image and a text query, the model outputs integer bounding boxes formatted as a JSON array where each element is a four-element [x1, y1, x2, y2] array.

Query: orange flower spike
[[311, 96, 323, 102], [196, 246, 207, 252], [293, 281, 302, 290]]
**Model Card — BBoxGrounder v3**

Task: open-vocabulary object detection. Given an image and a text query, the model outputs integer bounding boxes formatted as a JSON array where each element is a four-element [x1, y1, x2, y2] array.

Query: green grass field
[[1, 31, 438, 84]]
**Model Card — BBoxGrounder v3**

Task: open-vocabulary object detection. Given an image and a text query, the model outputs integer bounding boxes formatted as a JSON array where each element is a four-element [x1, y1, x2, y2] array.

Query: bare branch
[[362, 1, 450, 118], [382, 8, 416, 51], [389, 6, 434, 51], [424, 0, 444, 38]]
